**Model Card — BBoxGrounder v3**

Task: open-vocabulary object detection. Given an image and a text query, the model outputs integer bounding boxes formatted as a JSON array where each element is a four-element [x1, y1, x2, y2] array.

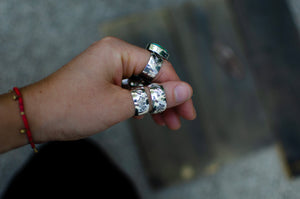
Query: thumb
[[111, 81, 193, 123], [160, 81, 193, 109], [114, 81, 193, 118]]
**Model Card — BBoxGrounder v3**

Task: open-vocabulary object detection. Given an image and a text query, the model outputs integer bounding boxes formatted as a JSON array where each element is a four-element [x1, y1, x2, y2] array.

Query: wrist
[[0, 92, 28, 152], [12, 87, 38, 152], [21, 81, 59, 143]]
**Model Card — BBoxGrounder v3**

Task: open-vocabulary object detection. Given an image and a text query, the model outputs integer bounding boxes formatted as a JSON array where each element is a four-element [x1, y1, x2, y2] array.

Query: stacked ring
[[148, 83, 167, 114], [125, 43, 169, 116], [130, 84, 167, 115], [131, 87, 150, 116]]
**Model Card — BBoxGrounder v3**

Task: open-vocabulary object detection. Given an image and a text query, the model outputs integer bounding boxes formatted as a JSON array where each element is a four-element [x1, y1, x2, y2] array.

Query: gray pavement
[[1, 0, 300, 198]]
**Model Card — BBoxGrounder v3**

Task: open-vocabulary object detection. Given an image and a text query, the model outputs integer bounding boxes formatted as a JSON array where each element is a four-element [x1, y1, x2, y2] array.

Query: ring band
[[122, 76, 145, 89], [122, 43, 169, 88], [148, 83, 167, 114], [140, 52, 163, 83], [131, 87, 150, 116], [146, 43, 169, 60]]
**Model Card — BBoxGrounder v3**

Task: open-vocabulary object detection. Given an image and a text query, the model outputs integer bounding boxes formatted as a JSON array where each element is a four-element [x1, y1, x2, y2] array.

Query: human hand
[[22, 37, 196, 143]]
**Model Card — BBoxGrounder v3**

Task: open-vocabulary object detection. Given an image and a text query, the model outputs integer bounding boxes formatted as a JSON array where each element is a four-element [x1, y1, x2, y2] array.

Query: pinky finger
[[162, 109, 181, 130], [152, 113, 165, 126]]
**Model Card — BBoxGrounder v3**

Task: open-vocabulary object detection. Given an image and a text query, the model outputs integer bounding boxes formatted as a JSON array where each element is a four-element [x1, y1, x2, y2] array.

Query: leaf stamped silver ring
[[131, 87, 150, 116], [148, 83, 167, 114]]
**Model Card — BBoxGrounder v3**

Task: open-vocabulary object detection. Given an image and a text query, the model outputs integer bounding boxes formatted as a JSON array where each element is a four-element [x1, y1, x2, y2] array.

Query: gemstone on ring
[[148, 83, 167, 114], [131, 87, 150, 116], [146, 43, 169, 60]]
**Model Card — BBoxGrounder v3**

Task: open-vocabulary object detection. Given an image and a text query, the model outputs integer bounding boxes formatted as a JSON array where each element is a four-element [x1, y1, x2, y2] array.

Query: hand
[[21, 37, 196, 143]]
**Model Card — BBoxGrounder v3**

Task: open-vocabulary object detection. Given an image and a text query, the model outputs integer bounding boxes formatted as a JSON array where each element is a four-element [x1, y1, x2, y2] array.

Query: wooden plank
[[101, 1, 273, 188], [229, 0, 300, 176], [169, 1, 272, 157]]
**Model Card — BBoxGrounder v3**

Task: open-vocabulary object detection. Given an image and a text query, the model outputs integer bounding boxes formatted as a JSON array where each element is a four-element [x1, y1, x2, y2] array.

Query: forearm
[[0, 80, 64, 154], [0, 91, 28, 153], [0, 38, 196, 153]]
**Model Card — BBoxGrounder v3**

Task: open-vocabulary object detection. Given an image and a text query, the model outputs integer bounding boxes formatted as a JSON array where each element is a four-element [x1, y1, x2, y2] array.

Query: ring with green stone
[[146, 43, 169, 60], [139, 52, 163, 83], [121, 43, 169, 89]]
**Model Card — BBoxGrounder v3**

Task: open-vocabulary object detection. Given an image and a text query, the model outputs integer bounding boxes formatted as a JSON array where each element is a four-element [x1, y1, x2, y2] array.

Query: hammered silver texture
[[148, 83, 167, 114], [140, 52, 163, 82], [131, 87, 150, 116]]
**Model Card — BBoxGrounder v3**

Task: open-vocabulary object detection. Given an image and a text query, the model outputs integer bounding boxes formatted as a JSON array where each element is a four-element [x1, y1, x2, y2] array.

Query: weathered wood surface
[[101, 1, 273, 188], [230, 0, 300, 177]]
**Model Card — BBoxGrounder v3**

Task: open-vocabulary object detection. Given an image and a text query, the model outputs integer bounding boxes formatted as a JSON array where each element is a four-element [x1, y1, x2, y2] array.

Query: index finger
[[98, 37, 181, 83], [99, 37, 196, 121]]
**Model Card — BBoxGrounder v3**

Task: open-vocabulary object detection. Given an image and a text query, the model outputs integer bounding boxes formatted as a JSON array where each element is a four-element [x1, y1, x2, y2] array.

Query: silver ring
[[122, 76, 145, 89], [131, 87, 150, 116], [148, 83, 167, 114], [146, 43, 169, 60], [122, 43, 169, 88], [140, 52, 163, 83]]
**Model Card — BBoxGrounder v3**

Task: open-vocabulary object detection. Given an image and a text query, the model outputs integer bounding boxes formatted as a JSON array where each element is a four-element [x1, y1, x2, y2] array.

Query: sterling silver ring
[[139, 52, 163, 83], [122, 43, 169, 88], [148, 83, 167, 114], [122, 76, 145, 89], [131, 87, 150, 116]]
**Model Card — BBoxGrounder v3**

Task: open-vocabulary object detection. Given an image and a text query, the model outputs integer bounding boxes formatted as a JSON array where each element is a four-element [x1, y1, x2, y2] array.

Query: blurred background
[[0, 0, 299, 198]]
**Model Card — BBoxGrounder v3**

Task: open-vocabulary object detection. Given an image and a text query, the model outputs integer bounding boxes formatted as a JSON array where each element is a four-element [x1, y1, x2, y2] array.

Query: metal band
[[131, 87, 150, 116], [140, 52, 163, 83], [122, 43, 169, 89], [122, 76, 145, 89], [146, 43, 169, 60], [148, 83, 167, 114]]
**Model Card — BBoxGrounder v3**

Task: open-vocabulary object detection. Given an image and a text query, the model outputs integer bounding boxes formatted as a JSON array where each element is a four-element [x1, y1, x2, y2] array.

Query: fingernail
[[174, 84, 191, 104]]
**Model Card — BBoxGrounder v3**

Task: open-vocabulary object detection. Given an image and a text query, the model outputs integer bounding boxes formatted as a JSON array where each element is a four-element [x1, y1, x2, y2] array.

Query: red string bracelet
[[12, 87, 38, 153]]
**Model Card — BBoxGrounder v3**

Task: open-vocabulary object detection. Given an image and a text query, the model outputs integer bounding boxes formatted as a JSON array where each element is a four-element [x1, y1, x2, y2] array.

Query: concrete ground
[[1, 0, 300, 198]]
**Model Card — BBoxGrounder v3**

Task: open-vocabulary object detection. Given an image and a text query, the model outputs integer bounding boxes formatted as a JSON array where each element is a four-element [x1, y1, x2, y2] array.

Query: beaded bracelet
[[11, 87, 38, 153]]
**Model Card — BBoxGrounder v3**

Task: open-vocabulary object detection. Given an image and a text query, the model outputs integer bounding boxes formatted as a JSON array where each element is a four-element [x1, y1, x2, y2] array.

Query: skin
[[0, 37, 196, 153]]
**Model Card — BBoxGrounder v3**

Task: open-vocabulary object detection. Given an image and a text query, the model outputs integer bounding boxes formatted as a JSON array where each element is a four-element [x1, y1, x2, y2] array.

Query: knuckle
[[90, 36, 118, 49], [100, 36, 119, 45], [101, 36, 115, 42]]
